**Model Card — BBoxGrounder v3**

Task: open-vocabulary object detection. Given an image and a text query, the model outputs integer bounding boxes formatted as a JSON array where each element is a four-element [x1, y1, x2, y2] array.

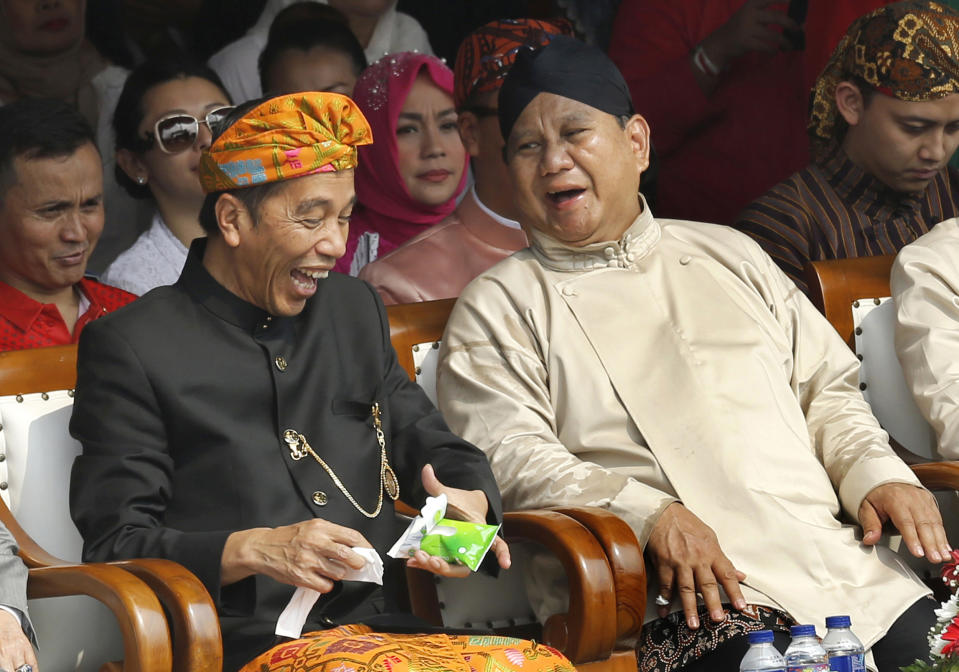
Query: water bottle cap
[[790, 624, 817, 637], [825, 615, 851, 628], [748, 630, 775, 644]]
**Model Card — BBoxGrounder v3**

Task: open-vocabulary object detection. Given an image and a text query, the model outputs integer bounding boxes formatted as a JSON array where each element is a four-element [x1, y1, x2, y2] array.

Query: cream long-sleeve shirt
[[437, 204, 929, 650], [892, 217, 959, 459]]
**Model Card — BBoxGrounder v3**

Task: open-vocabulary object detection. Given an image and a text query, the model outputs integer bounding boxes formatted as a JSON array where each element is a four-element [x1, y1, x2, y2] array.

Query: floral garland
[[902, 551, 959, 671]]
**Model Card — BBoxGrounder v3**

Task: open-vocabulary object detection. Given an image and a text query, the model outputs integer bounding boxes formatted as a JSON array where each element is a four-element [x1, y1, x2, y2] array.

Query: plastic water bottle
[[784, 624, 828, 672], [822, 616, 865, 672], [740, 630, 786, 672]]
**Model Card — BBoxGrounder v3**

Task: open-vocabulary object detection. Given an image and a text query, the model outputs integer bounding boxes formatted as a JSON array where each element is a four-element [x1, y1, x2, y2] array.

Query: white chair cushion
[[0, 389, 124, 671], [853, 297, 937, 459], [413, 341, 440, 406], [411, 340, 538, 629]]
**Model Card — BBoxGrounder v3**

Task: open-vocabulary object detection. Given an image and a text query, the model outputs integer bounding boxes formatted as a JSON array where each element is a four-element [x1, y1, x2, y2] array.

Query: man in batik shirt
[[736, 1, 959, 294]]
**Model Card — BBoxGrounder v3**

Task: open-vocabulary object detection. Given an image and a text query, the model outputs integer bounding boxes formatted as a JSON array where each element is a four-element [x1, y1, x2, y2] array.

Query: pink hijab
[[335, 52, 468, 275]]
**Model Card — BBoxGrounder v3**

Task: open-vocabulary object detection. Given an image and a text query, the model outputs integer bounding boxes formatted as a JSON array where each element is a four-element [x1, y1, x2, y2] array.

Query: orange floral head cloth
[[453, 18, 575, 110], [809, 0, 959, 160], [199, 92, 372, 194]]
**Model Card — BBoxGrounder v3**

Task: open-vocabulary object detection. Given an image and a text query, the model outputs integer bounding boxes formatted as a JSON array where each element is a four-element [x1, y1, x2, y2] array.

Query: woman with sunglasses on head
[[101, 55, 232, 296], [334, 51, 467, 275]]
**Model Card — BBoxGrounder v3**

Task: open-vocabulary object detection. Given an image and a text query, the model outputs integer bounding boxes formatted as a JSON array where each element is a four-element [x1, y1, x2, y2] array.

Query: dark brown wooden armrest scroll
[[911, 461, 959, 491], [0, 495, 222, 671], [503, 509, 619, 665], [552, 506, 645, 640], [27, 563, 173, 671], [404, 508, 620, 666], [113, 559, 223, 672]]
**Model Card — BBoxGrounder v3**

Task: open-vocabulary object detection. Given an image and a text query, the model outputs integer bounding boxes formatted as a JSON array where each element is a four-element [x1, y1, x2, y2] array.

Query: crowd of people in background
[[5, 1, 959, 671]]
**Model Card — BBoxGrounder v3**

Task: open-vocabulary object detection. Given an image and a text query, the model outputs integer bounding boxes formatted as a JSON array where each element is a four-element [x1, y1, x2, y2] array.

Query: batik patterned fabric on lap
[[239, 624, 577, 672]]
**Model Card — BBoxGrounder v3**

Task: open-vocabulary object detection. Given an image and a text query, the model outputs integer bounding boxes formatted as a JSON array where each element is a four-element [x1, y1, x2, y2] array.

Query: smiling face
[[0, 142, 103, 300], [122, 77, 231, 208], [217, 169, 356, 317], [395, 73, 465, 206], [506, 93, 649, 246], [0, 0, 85, 55], [840, 86, 959, 193]]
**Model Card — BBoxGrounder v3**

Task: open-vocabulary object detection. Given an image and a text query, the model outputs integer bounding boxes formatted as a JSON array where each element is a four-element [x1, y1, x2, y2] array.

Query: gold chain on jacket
[[283, 402, 399, 518]]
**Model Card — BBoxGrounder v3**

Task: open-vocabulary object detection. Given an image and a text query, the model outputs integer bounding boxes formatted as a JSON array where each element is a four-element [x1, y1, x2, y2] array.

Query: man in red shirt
[[0, 99, 134, 352], [607, 0, 892, 225]]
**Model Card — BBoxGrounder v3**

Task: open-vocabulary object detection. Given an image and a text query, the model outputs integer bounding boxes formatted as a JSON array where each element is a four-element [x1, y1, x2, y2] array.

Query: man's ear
[[214, 193, 246, 248], [836, 81, 866, 127], [624, 114, 651, 174], [457, 111, 482, 157], [116, 148, 148, 186]]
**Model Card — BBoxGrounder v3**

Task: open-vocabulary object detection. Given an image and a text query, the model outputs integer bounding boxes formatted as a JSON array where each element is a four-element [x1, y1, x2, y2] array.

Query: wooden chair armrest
[[911, 461, 959, 491], [503, 509, 618, 665], [28, 563, 173, 671], [112, 559, 222, 672], [551, 506, 645, 640]]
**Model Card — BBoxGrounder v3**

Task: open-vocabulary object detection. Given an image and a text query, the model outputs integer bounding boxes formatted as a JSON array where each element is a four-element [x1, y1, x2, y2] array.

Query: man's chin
[[891, 170, 941, 193], [893, 179, 934, 194]]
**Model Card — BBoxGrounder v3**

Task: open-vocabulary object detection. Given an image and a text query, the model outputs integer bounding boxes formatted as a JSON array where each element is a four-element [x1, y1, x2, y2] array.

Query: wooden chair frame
[[386, 299, 645, 672], [0, 344, 222, 672], [805, 257, 959, 487]]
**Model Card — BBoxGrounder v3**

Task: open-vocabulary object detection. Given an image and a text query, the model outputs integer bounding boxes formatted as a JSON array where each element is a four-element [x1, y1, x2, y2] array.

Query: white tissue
[[343, 547, 384, 584], [275, 586, 322, 639], [388, 494, 448, 560], [274, 546, 384, 638]]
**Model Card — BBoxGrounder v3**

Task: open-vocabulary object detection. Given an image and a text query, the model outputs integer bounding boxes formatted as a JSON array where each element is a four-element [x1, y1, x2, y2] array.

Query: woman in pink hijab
[[336, 51, 468, 275]]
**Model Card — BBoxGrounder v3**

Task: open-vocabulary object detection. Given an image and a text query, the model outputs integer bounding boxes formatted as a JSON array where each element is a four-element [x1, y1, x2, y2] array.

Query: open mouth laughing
[[291, 267, 329, 293], [547, 188, 586, 205]]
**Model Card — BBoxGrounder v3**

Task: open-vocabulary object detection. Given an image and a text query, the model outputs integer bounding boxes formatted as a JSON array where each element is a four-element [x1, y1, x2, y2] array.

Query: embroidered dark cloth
[[734, 149, 959, 294], [497, 35, 634, 140], [453, 18, 574, 110], [637, 604, 795, 672]]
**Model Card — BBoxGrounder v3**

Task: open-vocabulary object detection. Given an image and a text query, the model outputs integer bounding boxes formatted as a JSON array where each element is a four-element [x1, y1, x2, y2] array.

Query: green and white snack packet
[[388, 493, 501, 571]]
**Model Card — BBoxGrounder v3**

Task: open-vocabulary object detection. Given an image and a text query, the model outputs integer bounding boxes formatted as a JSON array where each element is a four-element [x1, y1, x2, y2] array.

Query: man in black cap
[[437, 35, 946, 671]]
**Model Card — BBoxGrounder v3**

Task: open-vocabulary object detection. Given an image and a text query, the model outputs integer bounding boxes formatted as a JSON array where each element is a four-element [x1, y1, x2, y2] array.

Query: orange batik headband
[[198, 92, 373, 194]]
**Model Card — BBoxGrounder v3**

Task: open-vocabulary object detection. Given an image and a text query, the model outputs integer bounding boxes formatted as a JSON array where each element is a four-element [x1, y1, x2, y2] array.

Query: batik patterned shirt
[[734, 149, 959, 294]]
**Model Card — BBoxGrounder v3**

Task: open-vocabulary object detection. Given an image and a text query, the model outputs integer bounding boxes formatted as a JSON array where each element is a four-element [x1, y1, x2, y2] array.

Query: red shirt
[[607, 0, 891, 225], [0, 277, 136, 352]]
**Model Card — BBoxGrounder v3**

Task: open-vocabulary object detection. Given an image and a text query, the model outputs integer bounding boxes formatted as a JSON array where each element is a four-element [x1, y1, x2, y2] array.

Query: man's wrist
[[221, 528, 267, 586], [692, 44, 722, 77], [696, 32, 732, 74], [0, 605, 23, 630]]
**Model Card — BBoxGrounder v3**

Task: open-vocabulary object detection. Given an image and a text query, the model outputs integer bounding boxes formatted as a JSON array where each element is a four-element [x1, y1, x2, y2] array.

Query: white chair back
[[851, 298, 959, 584], [852, 297, 937, 458], [412, 341, 440, 406], [0, 389, 124, 671], [411, 338, 538, 630]]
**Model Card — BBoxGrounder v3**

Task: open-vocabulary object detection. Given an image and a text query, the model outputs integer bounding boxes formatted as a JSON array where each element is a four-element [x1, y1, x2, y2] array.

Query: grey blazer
[[0, 522, 36, 650]]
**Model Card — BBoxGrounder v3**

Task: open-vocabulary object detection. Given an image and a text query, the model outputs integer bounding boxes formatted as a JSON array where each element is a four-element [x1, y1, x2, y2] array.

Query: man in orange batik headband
[[68, 92, 574, 672]]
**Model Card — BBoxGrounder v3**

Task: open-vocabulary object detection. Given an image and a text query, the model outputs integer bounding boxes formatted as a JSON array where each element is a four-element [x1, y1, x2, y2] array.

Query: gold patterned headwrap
[[199, 92, 372, 194], [808, 0, 959, 160]]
